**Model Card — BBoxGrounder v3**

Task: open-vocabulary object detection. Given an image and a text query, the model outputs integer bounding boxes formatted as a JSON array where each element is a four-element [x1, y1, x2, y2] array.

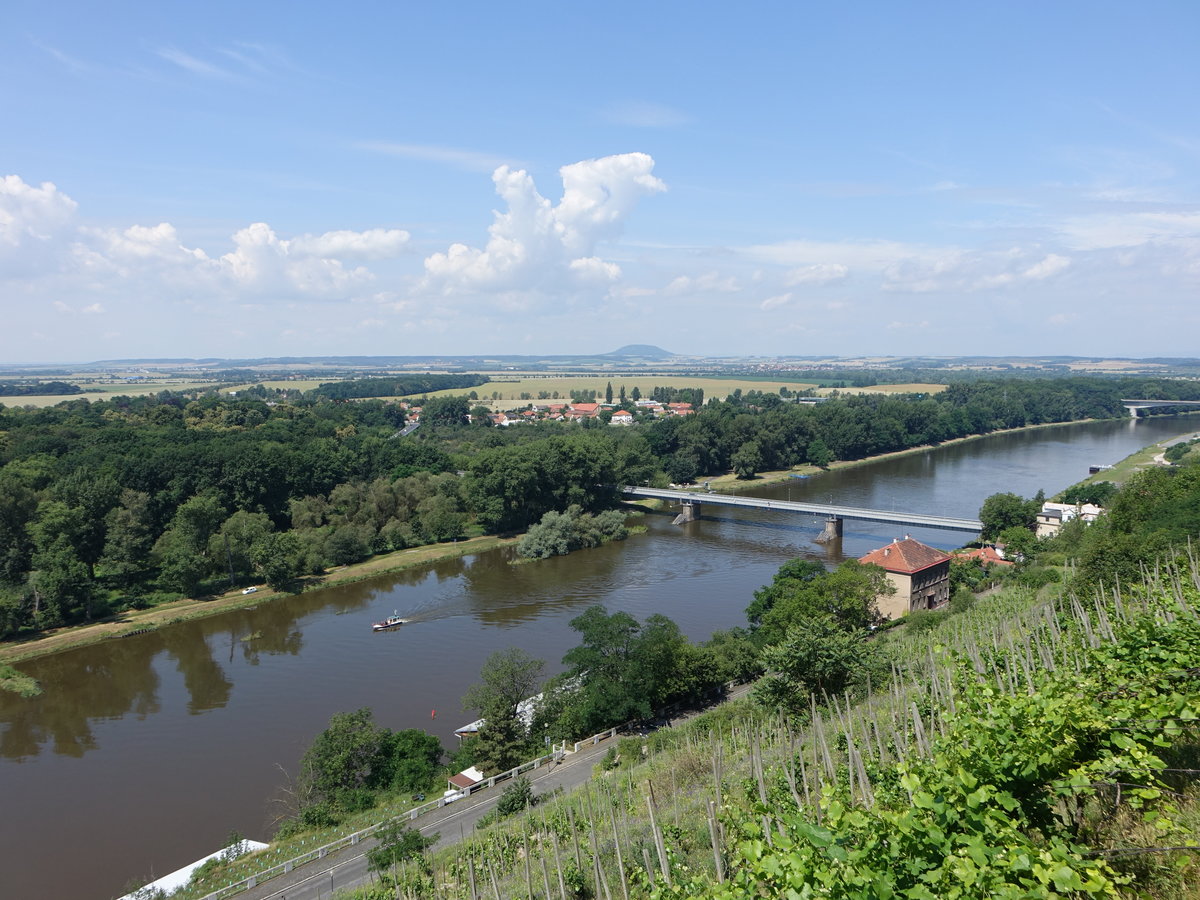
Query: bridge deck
[[622, 486, 982, 533]]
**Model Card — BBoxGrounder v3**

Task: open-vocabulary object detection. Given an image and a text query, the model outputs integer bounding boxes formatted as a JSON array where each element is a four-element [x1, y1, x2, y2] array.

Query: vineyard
[[343, 553, 1200, 899]]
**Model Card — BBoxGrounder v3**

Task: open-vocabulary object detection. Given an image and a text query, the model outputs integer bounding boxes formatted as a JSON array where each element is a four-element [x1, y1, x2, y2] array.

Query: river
[[0, 415, 1194, 900]]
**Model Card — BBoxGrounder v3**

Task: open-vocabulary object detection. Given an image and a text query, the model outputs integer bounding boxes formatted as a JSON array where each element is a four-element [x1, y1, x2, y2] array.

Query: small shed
[[448, 766, 486, 792]]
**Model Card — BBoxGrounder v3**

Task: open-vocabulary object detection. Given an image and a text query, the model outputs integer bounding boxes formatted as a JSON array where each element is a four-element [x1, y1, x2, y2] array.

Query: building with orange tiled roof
[[859, 537, 952, 620], [953, 546, 1013, 567]]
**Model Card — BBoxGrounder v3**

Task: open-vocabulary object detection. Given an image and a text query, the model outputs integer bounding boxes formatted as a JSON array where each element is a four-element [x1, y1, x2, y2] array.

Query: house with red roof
[[859, 537, 952, 620], [953, 546, 1013, 567], [610, 409, 633, 425]]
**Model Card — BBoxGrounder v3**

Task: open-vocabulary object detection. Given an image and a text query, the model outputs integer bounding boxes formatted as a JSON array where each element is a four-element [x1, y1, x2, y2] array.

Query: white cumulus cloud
[[421, 153, 665, 299], [289, 228, 410, 260], [0, 174, 411, 302]]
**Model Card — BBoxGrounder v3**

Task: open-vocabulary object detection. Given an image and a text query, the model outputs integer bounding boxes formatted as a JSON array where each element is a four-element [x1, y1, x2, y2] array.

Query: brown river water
[[0, 415, 1194, 900]]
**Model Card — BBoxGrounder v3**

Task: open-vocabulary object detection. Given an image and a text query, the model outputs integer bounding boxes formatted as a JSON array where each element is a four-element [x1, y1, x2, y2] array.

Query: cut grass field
[[1071, 423, 1200, 488]]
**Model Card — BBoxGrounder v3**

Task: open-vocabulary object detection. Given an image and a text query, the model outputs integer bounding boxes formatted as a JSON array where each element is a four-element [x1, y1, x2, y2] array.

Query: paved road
[[238, 685, 751, 900]]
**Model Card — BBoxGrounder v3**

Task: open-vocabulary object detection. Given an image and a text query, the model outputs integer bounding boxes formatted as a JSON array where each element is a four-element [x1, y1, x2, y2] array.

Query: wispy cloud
[[601, 101, 691, 128], [30, 37, 91, 73], [356, 141, 518, 172], [156, 46, 235, 80]]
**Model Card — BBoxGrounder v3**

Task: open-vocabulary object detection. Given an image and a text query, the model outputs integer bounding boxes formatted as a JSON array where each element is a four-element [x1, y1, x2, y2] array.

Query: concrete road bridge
[[1121, 399, 1200, 417], [621, 486, 982, 541]]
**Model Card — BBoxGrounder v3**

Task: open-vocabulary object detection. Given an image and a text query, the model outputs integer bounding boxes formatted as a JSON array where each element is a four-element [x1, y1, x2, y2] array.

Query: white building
[[1036, 502, 1104, 538]]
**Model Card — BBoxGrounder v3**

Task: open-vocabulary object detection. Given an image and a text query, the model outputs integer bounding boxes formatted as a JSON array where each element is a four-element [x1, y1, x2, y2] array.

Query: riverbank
[[689, 418, 1110, 495], [1076, 428, 1200, 487], [0, 534, 519, 666], [5, 415, 1192, 668]]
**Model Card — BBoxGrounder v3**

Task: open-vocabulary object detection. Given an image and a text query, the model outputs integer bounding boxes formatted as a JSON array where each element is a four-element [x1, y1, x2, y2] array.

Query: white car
[[242, 586, 258, 595]]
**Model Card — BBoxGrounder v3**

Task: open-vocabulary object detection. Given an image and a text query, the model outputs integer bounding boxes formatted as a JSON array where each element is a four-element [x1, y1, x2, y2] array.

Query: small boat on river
[[372, 611, 409, 631]]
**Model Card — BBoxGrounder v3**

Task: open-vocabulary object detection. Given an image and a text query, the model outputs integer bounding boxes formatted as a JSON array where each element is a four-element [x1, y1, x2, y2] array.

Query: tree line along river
[[0, 414, 1195, 900]]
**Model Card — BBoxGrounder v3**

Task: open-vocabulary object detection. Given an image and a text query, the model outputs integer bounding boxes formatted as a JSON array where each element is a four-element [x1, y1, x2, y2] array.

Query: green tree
[[757, 560, 889, 645], [806, 437, 833, 468], [299, 708, 388, 813], [1059, 481, 1117, 506], [996, 525, 1037, 561], [250, 531, 302, 590], [753, 617, 880, 715], [605, 382, 614, 404], [366, 823, 437, 875], [420, 396, 470, 426], [495, 775, 535, 817], [731, 440, 762, 479], [30, 535, 99, 625], [154, 493, 226, 594], [210, 511, 274, 586], [101, 490, 155, 590], [979, 491, 1035, 540], [557, 606, 708, 736], [702, 628, 764, 683], [746, 558, 827, 627], [380, 729, 444, 793], [462, 648, 545, 774], [0, 470, 37, 583], [416, 494, 464, 543]]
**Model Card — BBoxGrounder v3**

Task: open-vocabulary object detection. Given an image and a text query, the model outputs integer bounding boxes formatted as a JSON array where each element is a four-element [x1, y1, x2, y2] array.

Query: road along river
[[0, 414, 1193, 900]]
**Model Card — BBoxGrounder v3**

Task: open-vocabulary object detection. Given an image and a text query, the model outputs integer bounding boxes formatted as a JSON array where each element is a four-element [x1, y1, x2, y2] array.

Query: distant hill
[[606, 344, 674, 359]]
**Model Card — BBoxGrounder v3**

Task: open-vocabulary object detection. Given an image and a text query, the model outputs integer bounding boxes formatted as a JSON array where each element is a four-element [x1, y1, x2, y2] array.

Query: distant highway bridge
[[1121, 399, 1200, 418], [621, 486, 982, 541]]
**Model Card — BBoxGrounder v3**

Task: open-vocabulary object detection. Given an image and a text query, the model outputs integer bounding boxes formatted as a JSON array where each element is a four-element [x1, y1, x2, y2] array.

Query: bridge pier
[[672, 499, 700, 525], [815, 516, 843, 543]]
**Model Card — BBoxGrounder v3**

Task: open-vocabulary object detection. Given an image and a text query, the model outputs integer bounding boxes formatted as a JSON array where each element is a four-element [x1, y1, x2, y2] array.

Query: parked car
[[242, 586, 258, 595]]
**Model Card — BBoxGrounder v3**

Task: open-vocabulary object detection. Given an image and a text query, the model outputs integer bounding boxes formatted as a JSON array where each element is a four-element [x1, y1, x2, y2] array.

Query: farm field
[[412, 374, 822, 405], [824, 382, 948, 395]]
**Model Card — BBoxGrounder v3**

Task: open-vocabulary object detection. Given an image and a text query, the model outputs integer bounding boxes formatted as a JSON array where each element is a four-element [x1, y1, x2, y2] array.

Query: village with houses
[[400, 396, 697, 428]]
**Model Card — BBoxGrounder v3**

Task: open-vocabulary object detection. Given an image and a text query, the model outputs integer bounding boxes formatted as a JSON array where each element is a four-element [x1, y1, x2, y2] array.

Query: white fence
[[197, 683, 739, 899], [197, 730, 620, 900]]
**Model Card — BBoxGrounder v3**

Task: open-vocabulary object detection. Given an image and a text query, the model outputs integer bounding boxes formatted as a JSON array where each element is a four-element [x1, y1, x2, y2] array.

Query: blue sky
[[2, 1, 1198, 362]]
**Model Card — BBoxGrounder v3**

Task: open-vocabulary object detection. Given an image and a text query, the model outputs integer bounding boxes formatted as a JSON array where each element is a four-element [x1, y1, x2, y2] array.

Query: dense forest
[[0, 381, 82, 397], [2, 376, 1197, 640], [309, 373, 489, 400]]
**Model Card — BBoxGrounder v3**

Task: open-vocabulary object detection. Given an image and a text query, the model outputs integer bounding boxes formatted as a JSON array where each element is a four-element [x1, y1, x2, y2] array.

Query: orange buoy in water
[[431, 709, 436, 719]]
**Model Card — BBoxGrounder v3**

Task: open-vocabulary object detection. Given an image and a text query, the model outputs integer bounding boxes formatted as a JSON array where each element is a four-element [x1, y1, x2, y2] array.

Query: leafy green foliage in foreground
[[417, 562, 1198, 900], [651, 595, 1200, 898]]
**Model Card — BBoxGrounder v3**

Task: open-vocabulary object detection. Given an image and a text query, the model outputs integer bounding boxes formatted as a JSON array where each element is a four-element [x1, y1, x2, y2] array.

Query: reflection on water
[[0, 414, 1195, 900]]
